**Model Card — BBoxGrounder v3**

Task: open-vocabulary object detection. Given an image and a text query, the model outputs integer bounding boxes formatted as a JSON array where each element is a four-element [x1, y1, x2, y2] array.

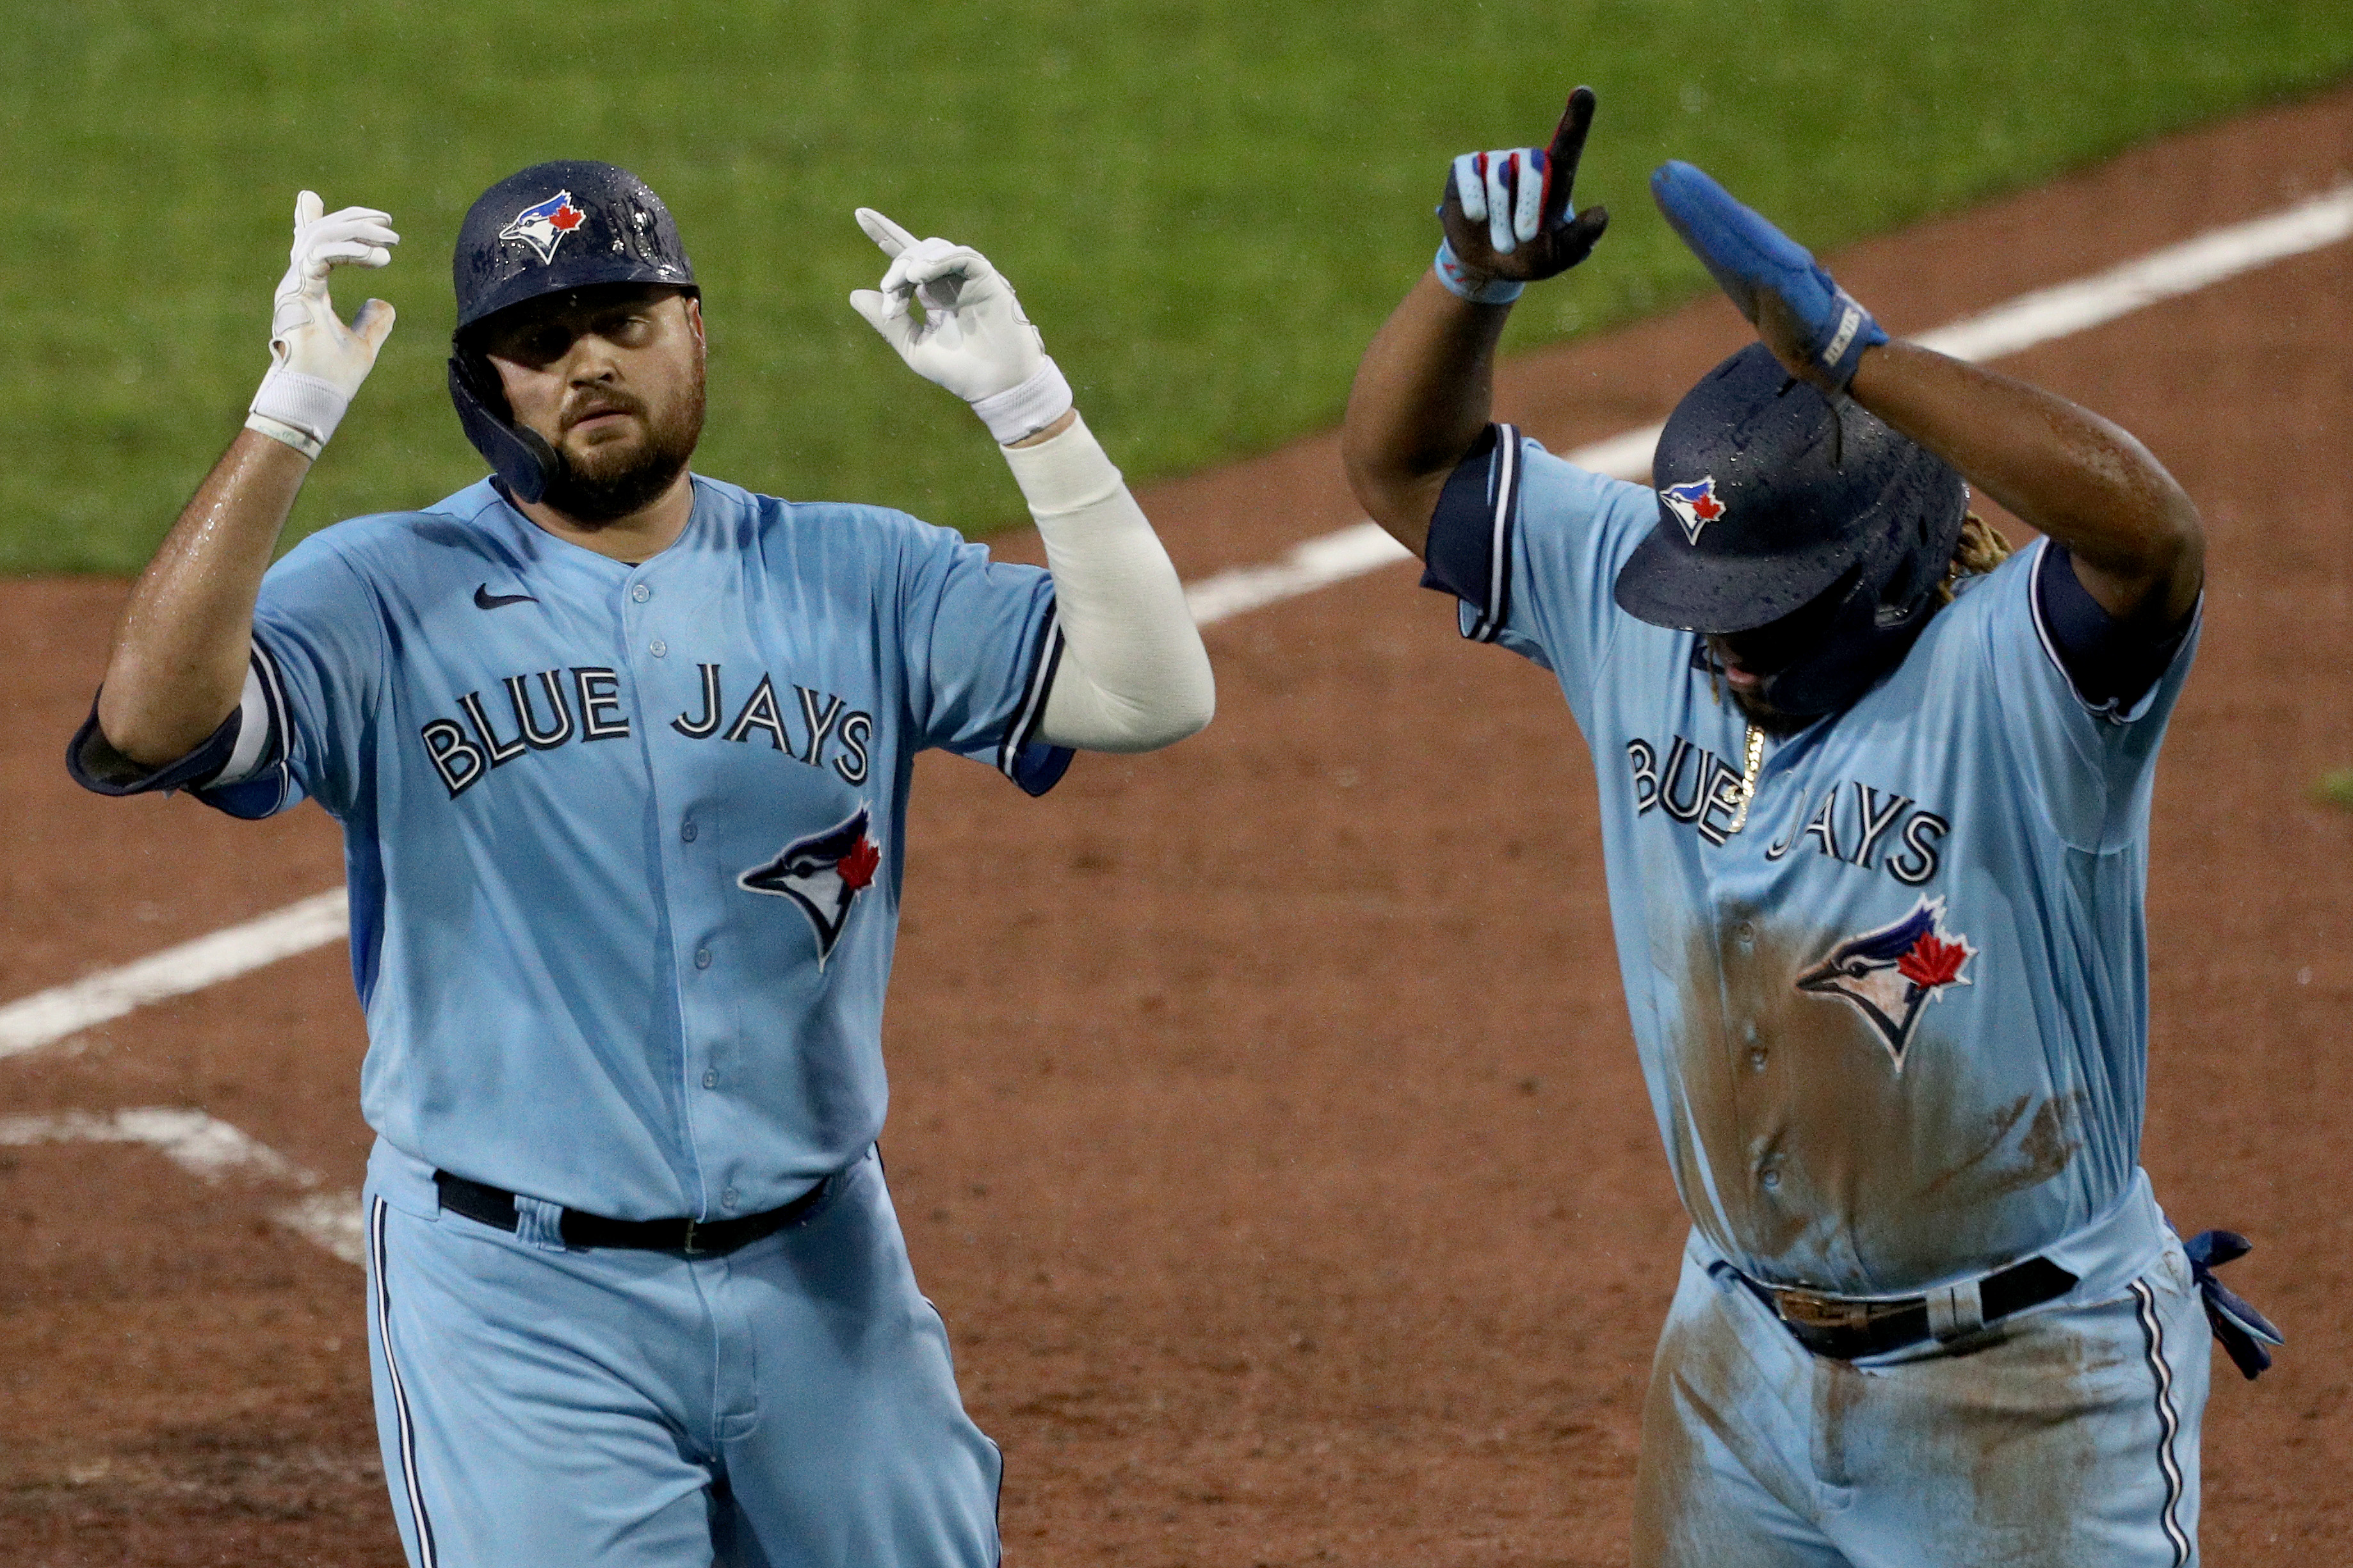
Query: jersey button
[[649, 639, 668, 658], [681, 820, 698, 843], [722, 1188, 740, 1209], [1760, 1168, 1782, 1191], [630, 583, 652, 603], [702, 1069, 718, 1089], [695, 948, 712, 969]]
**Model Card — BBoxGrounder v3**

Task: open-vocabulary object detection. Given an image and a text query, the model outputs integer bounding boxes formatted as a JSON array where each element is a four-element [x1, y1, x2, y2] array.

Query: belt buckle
[[1774, 1288, 1875, 1334], [681, 1218, 704, 1256]]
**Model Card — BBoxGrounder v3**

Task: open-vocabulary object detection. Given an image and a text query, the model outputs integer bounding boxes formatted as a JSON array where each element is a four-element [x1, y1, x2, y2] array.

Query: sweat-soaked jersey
[[1424, 426, 2198, 1296]]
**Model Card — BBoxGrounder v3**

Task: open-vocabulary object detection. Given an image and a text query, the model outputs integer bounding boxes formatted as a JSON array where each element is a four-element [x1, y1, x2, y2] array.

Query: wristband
[[243, 411, 324, 460], [972, 357, 1074, 446], [249, 362, 352, 451], [1434, 239, 1524, 305]]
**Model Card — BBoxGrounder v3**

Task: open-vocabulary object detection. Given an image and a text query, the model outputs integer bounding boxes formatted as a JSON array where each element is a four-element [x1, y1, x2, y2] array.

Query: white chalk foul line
[[0, 888, 347, 1062], [0, 1107, 364, 1265], [4, 183, 2349, 1058]]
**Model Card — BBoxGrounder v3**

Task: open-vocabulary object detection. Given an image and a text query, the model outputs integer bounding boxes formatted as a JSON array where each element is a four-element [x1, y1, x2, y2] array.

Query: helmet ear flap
[[447, 352, 557, 505]]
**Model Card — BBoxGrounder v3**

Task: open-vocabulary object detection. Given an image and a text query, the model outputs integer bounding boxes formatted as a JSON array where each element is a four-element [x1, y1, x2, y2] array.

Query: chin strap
[[447, 354, 558, 504]]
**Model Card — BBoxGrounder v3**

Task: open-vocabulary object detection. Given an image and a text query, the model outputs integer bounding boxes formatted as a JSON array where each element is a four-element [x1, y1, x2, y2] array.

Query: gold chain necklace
[[1725, 723, 1765, 835]]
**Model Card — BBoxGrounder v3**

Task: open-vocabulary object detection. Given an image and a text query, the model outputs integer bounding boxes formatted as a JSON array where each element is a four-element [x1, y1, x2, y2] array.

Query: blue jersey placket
[[615, 540, 713, 1223]]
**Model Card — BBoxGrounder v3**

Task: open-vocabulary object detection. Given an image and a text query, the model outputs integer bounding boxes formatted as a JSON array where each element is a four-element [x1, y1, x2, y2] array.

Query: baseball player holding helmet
[[70, 162, 1211, 1566], [1343, 88, 2279, 1566]]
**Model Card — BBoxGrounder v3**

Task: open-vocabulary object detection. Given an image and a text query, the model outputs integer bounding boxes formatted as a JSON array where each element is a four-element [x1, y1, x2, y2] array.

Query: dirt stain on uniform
[[1664, 920, 2087, 1290], [1856, 1313, 2114, 1565], [1638, 1270, 2139, 1564], [1634, 1275, 1815, 1568]]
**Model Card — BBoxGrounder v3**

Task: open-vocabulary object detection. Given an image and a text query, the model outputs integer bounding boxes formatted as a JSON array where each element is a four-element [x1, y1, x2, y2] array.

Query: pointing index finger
[[855, 207, 921, 259], [1541, 86, 1597, 223]]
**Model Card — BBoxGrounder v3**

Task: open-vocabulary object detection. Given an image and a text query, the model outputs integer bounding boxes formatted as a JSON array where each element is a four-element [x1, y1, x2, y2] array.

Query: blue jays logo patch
[[739, 807, 882, 968], [1660, 477, 1726, 546], [500, 191, 587, 264], [1795, 896, 1975, 1068]]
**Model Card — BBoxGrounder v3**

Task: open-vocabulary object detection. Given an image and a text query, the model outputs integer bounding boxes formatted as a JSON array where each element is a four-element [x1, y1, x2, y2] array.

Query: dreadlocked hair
[[1936, 512, 2014, 602]]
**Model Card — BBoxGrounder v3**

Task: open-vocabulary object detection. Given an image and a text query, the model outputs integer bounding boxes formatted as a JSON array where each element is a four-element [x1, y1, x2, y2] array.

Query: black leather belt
[[1738, 1256, 2078, 1360], [433, 1168, 841, 1256]]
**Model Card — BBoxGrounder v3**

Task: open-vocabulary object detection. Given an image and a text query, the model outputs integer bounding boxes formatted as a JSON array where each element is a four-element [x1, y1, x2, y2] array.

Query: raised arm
[[94, 193, 398, 768], [1343, 88, 1612, 558], [1843, 345, 2202, 628], [1651, 162, 2202, 629], [1343, 277, 1513, 560], [849, 209, 1212, 752]]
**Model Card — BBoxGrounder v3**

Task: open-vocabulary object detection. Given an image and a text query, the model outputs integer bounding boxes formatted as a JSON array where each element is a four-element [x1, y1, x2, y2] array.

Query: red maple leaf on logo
[[837, 836, 880, 892], [1692, 489, 1724, 522], [549, 203, 583, 231], [1898, 932, 1969, 990]]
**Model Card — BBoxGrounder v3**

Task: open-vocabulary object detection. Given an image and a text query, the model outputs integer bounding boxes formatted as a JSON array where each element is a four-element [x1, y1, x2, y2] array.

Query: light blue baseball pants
[[1634, 1229, 2212, 1567], [361, 1142, 1003, 1568]]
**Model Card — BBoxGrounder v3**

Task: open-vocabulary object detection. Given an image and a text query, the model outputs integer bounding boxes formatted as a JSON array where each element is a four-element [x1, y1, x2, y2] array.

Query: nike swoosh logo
[[474, 585, 539, 610]]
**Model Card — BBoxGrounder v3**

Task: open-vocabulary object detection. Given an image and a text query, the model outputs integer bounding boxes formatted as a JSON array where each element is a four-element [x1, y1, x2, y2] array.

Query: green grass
[[5, 1, 2351, 573], [2316, 770, 2353, 811]]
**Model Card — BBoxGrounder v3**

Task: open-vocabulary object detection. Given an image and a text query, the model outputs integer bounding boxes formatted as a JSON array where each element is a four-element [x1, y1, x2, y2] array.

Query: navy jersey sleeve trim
[[67, 699, 241, 796], [996, 610, 1075, 798], [1417, 423, 1521, 642], [195, 640, 298, 818], [65, 643, 292, 803], [2028, 540, 2197, 723]]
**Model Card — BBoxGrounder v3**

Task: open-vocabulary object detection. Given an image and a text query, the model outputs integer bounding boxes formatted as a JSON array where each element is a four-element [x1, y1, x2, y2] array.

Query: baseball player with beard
[[1342, 90, 2279, 1566], [70, 162, 1211, 1567]]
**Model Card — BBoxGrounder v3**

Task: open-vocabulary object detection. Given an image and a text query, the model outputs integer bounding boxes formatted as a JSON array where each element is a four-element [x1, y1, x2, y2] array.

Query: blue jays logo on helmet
[[499, 191, 588, 265], [1795, 896, 1975, 1067], [1659, 477, 1726, 546], [738, 807, 883, 968]]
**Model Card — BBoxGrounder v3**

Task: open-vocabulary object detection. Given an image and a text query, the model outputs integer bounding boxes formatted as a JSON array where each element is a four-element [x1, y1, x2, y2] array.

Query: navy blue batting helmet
[[1612, 343, 1966, 715], [446, 161, 697, 503]]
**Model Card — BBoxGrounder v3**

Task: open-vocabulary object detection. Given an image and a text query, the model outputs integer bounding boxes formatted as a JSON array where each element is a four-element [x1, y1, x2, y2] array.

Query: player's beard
[[540, 371, 707, 528]]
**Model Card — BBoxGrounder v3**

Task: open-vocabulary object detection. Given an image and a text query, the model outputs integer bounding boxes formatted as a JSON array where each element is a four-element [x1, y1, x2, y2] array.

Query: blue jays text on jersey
[[1421, 424, 2199, 1299], [77, 476, 1071, 1223]]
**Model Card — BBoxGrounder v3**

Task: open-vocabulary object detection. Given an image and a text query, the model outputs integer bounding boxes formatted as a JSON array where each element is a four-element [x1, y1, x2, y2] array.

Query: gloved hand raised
[[1650, 161, 1886, 393], [1434, 86, 1612, 304], [848, 209, 1072, 446], [247, 191, 399, 457]]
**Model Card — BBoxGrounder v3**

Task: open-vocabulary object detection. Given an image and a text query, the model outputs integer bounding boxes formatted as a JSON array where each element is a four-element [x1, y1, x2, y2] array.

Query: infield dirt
[[3, 82, 2349, 1566]]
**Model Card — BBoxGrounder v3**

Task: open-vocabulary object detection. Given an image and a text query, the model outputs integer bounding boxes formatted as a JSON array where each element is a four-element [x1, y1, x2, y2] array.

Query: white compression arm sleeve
[[999, 412, 1214, 752]]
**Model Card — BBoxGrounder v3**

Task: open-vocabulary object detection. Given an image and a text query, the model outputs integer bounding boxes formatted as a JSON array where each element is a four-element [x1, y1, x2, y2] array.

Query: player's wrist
[[973, 357, 1072, 446], [999, 408, 1120, 513], [243, 410, 324, 460], [1809, 286, 1888, 391], [1434, 239, 1524, 305], [248, 362, 352, 454], [1006, 407, 1078, 449]]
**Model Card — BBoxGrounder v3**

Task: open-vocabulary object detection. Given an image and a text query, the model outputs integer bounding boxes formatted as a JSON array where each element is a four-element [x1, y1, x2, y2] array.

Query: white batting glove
[[848, 208, 1072, 445], [246, 190, 399, 458]]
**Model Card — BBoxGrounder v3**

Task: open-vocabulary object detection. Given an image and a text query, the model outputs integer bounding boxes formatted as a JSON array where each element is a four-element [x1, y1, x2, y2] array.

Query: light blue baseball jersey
[[169, 476, 1066, 1221], [1427, 426, 2199, 1297]]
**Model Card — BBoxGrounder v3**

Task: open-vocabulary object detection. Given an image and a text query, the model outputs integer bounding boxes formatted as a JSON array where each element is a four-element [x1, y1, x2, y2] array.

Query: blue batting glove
[[1650, 160, 1886, 391], [2183, 1229, 2284, 1381]]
